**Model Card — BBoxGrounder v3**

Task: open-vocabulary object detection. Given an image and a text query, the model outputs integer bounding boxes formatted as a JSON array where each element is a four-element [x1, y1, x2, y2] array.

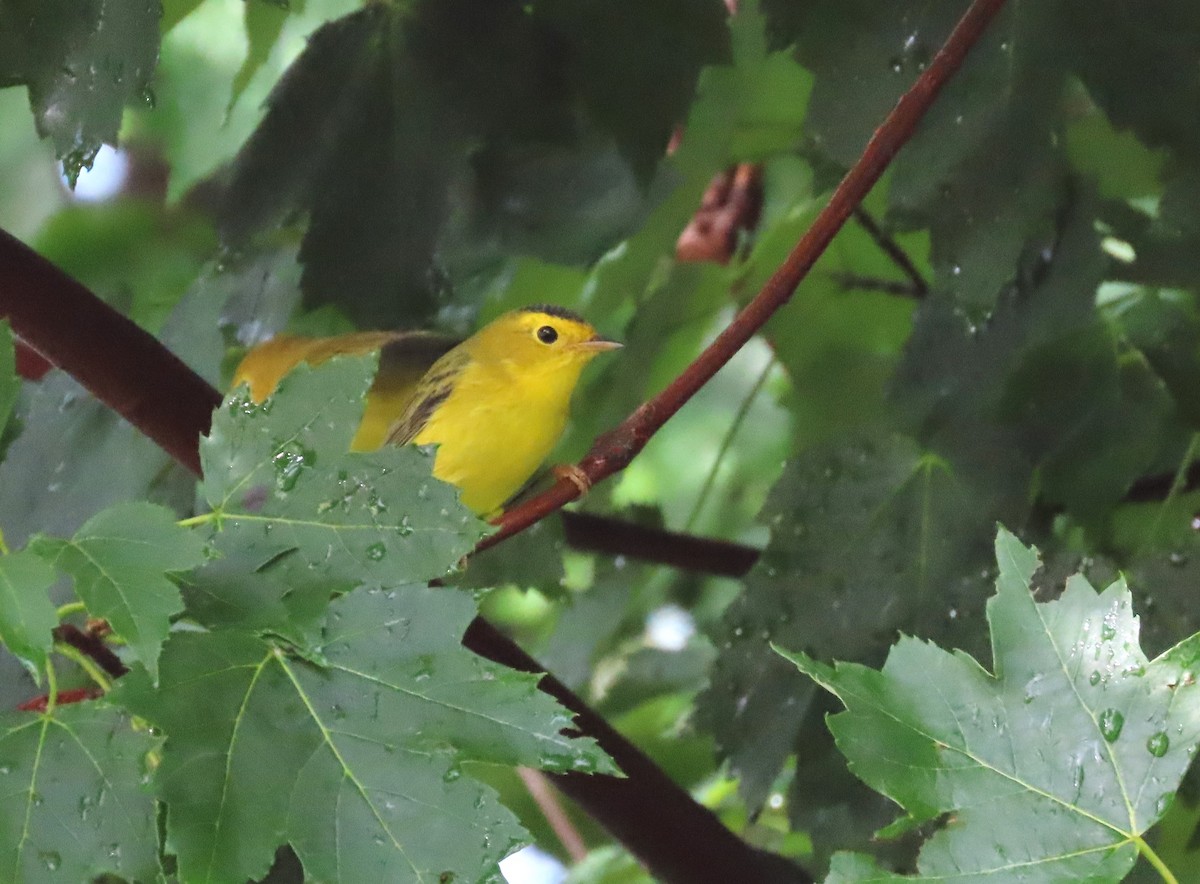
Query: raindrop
[[1088, 671, 1101, 686], [365, 543, 387, 562], [1098, 709, 1124, 742], [443, 765, 462, 783], [1169, 551, 1188, 567], [38, 851, 61, 872], [1147, 732, 1170, 757], [61, 146, 100, 189], [272, 441, 315, 492]]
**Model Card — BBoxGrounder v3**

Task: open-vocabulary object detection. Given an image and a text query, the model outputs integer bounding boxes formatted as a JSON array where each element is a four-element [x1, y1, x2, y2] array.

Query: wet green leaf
[[200, 357, 489, 607], [0, 703, 158, 882], [781, 528, 1200, 881], [0, 550, 57, 681], [0, 0, 159, 174], [115, 585, 615, 883], [29, 502, 206, 681]]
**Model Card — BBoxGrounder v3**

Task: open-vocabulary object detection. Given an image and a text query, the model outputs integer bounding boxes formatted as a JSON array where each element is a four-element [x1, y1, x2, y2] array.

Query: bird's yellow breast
[[413, 356, 577, 515]]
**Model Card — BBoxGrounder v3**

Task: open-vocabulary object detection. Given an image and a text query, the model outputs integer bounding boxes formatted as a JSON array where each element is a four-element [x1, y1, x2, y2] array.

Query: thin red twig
[[483, 0, 1010, 551], [17, 686, 102, 713], [517, 766, 589, 863]]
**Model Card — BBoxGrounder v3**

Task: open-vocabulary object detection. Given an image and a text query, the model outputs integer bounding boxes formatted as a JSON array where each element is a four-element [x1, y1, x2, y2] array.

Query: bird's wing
[[385, 346, 471, 445]]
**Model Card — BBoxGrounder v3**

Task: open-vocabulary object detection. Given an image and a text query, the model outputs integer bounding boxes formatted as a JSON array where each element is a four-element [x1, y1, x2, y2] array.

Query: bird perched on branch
[[233, 305, 621, 514]]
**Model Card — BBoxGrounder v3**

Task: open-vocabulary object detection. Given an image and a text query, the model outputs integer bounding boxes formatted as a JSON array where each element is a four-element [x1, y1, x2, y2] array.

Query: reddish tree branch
[[483, 0, 1010, 552], [561, 511, 759, 578], [52, 624, 128, 679], [463, 618, 806, 883], [0, 229, 222, 473]]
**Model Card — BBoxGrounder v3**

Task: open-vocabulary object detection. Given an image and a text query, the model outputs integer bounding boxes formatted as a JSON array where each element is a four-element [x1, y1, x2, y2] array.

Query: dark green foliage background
[[3, 0, 1200, 880]]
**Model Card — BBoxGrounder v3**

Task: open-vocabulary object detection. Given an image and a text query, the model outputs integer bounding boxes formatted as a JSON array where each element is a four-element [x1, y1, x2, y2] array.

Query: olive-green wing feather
[[384, 346, 470, 445]]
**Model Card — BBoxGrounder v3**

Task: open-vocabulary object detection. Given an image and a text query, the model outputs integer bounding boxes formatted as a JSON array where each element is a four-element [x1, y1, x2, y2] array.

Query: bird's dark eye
[[536, 325, 558, 344]]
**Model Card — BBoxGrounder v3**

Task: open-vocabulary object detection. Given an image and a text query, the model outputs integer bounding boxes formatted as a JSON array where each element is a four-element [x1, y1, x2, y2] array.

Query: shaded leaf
[[781, 528, 1200, 881], [536, 0, 729, 183], [1063, 1, 1200, 162], [29, 502, 206, 681], [0, 0, 159, 178], [220, 0, 728, 327], [699, 433, 1005, 815]]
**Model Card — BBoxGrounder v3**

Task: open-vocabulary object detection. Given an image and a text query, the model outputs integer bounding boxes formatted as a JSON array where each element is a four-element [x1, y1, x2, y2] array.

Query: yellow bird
[[232, 305, 621, 514]]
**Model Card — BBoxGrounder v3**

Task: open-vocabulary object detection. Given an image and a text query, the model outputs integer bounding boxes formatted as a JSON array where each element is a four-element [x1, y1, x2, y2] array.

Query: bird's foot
[[553, 464, 591, 498]]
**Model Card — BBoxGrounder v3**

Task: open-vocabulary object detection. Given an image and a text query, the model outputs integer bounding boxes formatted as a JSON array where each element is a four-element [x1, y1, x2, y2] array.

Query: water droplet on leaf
[[1098, 709, 1124, 742], [272, 441, 315, 492]]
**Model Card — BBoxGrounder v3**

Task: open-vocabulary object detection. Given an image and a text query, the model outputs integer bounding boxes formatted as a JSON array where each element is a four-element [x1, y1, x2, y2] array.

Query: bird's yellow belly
[[413, 385, 567, 515]]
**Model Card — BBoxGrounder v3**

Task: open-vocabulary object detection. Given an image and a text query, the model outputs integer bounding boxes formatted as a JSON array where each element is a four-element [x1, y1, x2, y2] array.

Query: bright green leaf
[[200, 357, 489, 606], [0, 550, 57, 681], [0, 703, 158, 882], [779, 528, 1200, 881], [29, 502, 206, 682], [115, 584, 615, 883], [229, 0, 293, 109]]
